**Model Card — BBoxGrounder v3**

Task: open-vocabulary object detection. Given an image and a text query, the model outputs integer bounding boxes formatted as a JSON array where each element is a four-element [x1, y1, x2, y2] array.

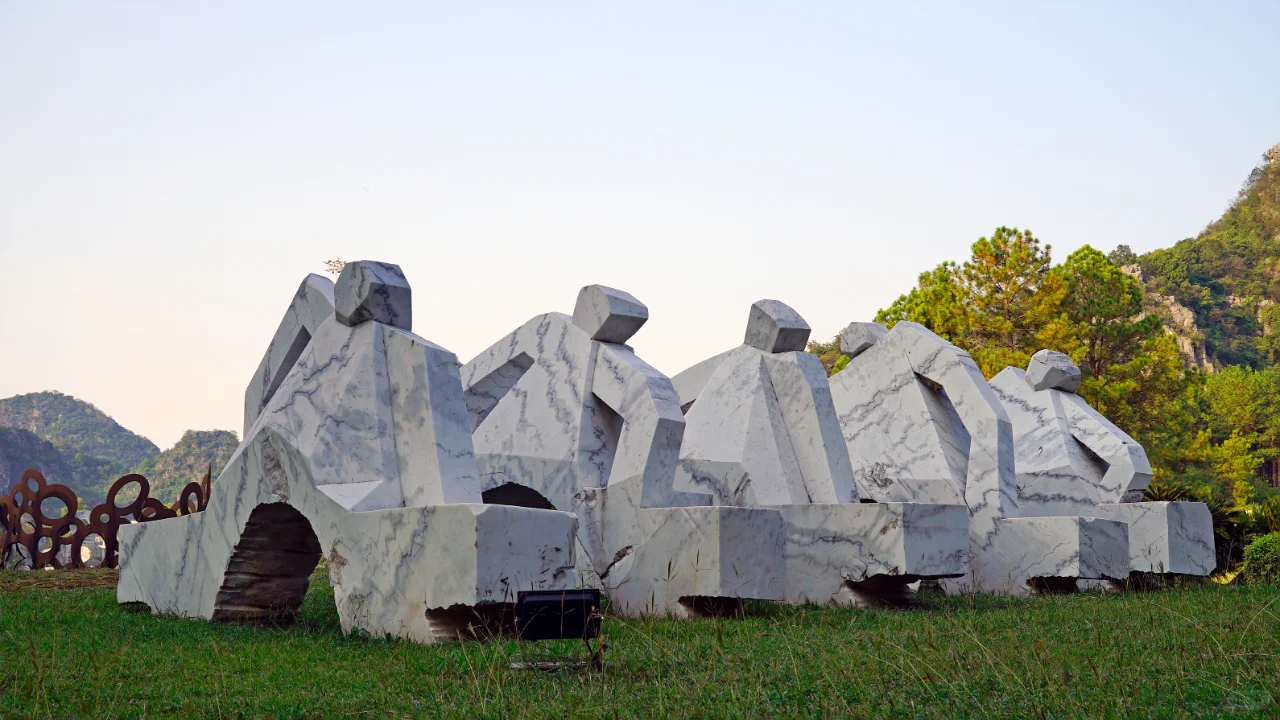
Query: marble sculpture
[[671, 301, 970, 606], [461, 285, 787, 617], [829, 321, 1131, 594], [117, 262, 579, 642], [989, 350, 1215, 577]]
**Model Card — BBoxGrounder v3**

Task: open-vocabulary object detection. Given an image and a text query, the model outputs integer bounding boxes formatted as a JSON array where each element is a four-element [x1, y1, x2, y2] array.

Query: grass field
[[2, 569, 1278, 718]]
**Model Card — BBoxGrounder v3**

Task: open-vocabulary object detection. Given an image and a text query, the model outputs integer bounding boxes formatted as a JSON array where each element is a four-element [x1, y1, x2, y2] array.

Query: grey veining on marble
[[572, 284, 649, 344], [770, 502, 969, 605], [118, 262, 579, 642], [989, 354, 1215, 577], [1092, 502, 1215, 575], [968, 516, 1131, 594], [243, 273, 335, 436], [1025, 349, 1081, 393], [674, 301, 858, 507], [672, 303, 969, 604], [461, 285, 786, 616], [335, 260, 412, 329], [744, 299, 811, 353], [840, 322, 887, 359], [828, 322, 975, 507], [670, 348, 734, 413], [829, 321, 1016, 550]]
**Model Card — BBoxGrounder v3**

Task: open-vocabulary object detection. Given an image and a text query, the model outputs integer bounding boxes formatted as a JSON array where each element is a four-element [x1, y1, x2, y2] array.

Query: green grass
[[2, 570, 1278, 718]]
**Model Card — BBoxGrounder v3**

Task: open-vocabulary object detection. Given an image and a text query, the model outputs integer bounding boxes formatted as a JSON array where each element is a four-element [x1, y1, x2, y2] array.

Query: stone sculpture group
[[117, 261, 1216, 643]]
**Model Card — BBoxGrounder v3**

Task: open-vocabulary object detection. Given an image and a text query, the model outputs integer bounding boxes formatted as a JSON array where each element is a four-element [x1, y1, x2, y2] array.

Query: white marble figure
[[671, 302, 970, 606], [117, 262, 579, 643], [462, 285, 787, 617], [829, 321, 1131, 594], [989, 350, 1215, 576]]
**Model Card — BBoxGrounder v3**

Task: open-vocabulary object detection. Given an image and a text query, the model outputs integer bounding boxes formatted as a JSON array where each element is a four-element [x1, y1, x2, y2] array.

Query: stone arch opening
[[481, 483, 557, 511], [212, 502, 322, 622]]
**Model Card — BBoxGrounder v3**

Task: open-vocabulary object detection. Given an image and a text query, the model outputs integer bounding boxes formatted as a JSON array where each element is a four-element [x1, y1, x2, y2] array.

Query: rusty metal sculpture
[[0, 466, 212, 570]]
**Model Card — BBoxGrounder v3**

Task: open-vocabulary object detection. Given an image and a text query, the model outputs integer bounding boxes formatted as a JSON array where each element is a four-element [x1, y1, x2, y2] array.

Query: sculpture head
[[335, 261, 412, 330], [744, 300, 810, 353], [1025, 349, 1081, 393], [839, 322, 888, 358], [572, 284, 649, 344]]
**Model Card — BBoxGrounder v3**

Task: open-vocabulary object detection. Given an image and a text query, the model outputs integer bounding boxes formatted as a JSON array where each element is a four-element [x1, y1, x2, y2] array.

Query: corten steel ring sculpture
[[0, 466, 213, 570]]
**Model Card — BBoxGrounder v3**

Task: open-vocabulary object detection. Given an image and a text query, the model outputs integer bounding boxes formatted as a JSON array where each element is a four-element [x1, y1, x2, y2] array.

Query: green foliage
[[1260, 496, 1280, 534], [872, 232, 1192, 486], [1038, 245, 1163, 379], [1241, 533, 1280, 584], [864, 151, 1280, 509], [131, 430, 239, 504], [65, 454, 132, 506], [1108, 244, 1138, 266], [3, 568, 1279, 717], [805, 336, 844, 375], [1138, 147, 1280, 367], [961, 227, 1053, 373], [876, 260, 972, 348], [1084, 335, 1196, 482], [878, 228, 1052, 375], [0, 427, 74, 493], [0, 426, 131, 507]]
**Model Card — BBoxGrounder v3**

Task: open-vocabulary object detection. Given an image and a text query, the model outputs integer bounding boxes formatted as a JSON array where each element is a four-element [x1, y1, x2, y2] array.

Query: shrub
[[1241, 533, 1280, 584]]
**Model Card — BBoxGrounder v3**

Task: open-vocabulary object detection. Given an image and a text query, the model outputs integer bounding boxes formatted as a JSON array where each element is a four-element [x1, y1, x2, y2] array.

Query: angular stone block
[[1093, 502, 1215, 575], [1025, 349, 1081, 393], [335, 260, 412, 330], [744, 299, 810, 353], [770, 503, 968, 605], [965, 515, 1130, 595], [839, 322, 887, 358], [572, 284, 649, 344], [602, 483, 788, 618]]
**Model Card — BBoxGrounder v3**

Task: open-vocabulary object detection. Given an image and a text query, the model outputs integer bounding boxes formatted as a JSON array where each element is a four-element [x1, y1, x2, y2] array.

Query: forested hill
[[0, 392, 237, 506], [1127, 144, 1280, 368], [0, 427, 73, 493], [131, 430, 239, 504], [0, 391, 158, 467]]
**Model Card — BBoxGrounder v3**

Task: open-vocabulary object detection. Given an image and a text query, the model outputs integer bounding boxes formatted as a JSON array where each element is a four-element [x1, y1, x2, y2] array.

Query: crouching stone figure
[[672, 301, 970, 607], [117, 262, 579, 642], [990, 350, 1215, 579]]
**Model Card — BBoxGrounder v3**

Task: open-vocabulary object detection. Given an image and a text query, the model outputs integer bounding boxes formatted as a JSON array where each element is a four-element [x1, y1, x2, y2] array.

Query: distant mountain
[[130, 430, 239, 504], [0, 391, 158, 467], [0, 427, 74, 495], [1133, 144, 1280, 368], [0, 392, 237, 506]]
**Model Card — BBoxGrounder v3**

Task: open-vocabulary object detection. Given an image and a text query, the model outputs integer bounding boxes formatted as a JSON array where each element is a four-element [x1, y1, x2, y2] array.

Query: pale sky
[[2, 1, 1278, 450]]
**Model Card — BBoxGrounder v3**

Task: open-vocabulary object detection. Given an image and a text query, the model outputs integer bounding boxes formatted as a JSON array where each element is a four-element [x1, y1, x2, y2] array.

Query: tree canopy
[[821, 226, 1280, 511]]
